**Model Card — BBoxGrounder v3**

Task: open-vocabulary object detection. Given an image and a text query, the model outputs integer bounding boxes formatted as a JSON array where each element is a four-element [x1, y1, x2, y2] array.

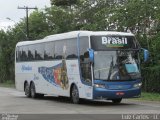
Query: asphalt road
[[0, 87, 160, 120]]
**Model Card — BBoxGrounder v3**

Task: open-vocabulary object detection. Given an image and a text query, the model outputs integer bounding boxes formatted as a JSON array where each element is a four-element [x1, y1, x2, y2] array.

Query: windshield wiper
[[107, 56, 114, 80], [98, 70, 101, 80]]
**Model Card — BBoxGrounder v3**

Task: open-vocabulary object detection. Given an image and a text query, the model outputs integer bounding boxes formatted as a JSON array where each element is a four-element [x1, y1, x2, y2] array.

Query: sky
[[0, 0, 51, 30]]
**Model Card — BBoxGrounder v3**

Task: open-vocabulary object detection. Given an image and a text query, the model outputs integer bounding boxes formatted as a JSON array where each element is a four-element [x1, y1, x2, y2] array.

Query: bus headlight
[[94, 84, 106, 88], [133, 82, 142, 88]]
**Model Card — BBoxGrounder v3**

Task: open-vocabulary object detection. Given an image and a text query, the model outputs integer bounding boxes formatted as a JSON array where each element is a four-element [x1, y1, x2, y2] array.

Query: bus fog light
[[94, 84, 105, 88], [133, 82, 142, 88]]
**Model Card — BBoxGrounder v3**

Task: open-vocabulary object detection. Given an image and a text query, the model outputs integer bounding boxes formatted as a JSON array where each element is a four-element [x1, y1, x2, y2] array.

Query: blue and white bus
[[15, 31, 148, 104]]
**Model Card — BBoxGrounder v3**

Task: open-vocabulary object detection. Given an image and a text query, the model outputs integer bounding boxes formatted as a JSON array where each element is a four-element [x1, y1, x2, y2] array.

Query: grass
[[133, 92, 160, 102], [0, 80, 15, 88]]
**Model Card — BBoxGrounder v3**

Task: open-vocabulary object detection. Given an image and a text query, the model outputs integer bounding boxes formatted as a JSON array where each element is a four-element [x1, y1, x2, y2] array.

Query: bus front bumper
[[93, 88, 141, 100]]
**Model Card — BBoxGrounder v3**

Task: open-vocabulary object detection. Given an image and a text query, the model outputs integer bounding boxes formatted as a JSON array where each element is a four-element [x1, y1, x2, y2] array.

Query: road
[[0, 87, 160, 114], [0, 87, 160, 120]]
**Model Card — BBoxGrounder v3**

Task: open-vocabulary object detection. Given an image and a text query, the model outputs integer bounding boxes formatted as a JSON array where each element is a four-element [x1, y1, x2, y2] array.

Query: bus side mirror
[[87, 48, 94, 63], [142, 48, 149, 62]]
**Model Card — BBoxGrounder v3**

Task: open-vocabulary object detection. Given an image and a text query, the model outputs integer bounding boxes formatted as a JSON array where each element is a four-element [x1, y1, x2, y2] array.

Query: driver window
[[80, 51, 92, 83], [79, 37, 92, 84]]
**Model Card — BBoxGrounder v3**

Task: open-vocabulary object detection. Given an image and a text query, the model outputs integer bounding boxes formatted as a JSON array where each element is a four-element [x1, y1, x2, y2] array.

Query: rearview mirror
[[87, 48, 94, 63], [142, 48, 149, 62]]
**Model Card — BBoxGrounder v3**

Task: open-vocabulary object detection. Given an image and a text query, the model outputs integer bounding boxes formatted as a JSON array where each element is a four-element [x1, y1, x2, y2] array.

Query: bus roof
[[16, 31, 134, 47]]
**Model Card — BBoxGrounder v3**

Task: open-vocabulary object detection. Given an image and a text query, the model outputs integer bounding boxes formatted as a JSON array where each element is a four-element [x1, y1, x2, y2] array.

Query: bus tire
[[37, 94, 44, 98], [24, 82, 31, 97], [30, 82, 38, 98], [112, 98, 122, 104], [71, 85, 80, 104]]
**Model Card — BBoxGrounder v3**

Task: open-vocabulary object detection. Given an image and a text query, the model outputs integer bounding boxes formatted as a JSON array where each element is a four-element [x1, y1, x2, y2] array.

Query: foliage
[[45, 6, 77, 33], [50, 0, 78, 6], [0, 30, 8, 82], [142, 66, 160, 92], [0, 0, 160, 93], [134, 92, 160, 101], [149, 32, 160, 65], [28, 10, 50, 39], [0, 80, 15, 88]]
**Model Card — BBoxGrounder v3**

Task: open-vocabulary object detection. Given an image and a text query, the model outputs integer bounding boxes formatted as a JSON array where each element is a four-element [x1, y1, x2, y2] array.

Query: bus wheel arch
[[70, 83, 80, 104]]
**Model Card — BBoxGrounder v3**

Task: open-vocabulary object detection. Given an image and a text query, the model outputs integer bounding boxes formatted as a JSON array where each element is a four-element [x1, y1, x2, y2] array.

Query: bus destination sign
[[102, 36, 128, 48], [91, 36, 137, 50]]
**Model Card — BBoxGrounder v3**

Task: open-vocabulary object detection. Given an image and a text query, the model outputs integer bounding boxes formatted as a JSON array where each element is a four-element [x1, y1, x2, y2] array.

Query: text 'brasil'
[[102, 36, 128, 47]]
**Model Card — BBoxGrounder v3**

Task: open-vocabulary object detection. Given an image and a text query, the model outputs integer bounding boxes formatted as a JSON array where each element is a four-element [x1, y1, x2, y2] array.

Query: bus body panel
[[15, 59, 93, 99]]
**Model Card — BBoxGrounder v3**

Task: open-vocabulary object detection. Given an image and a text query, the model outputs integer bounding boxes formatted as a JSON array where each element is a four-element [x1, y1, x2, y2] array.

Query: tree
[[28, 10, 50, 39], [45, 6, 76, 33], [51, 0, 78, 6]]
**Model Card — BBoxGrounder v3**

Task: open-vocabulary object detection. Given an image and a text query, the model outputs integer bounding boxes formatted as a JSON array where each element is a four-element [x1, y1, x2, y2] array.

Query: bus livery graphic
[[38, 60, 69, 89]]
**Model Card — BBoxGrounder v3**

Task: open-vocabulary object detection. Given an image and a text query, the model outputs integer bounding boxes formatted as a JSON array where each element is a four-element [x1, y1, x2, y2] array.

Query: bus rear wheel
[[112, 98, 122, 104], [25, 82, 31, 97], [30, 82, 38, 98], [71, 85, 80, 104]]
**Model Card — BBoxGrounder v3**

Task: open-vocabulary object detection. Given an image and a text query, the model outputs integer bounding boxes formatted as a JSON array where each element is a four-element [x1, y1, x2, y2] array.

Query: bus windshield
[[94, 51, 141, 81]]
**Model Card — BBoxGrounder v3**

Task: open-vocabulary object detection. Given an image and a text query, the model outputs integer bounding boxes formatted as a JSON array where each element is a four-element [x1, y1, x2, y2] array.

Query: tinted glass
[[66, 39, 78, 59], [35, 44, 44, 60], [55, 41, 64, 59], [21, 46, 28, 61], [28, 45, 35, 61], [16, 47, 20, 62], [44, 42, 55, 60]]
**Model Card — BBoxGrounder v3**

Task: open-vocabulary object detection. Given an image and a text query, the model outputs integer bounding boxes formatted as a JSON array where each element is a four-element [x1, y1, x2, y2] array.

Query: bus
[[15, 31, 149, 104]]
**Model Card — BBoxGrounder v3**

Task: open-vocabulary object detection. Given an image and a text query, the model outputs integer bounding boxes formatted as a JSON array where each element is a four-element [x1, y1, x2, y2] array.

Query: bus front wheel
[[71, 85, 80, 104], [112, 98, 122, 104]]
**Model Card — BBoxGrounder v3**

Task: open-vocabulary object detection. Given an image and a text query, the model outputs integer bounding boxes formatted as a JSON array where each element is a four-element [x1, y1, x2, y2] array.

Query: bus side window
[[28, 45, 35, 61], [35, 44, 44, 60], [66, 39, 78, 59], [19, 47, 22, 61], [18, 49, 21, 62], [16, 47, 19, 62], [55, 41, 64, 60], [44, 42, 54, 60], [21, 46, 28, 61]]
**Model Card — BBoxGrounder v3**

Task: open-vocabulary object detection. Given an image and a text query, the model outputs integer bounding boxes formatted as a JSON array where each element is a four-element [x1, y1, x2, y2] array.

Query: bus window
[[35, 44, 44, 60], [44, 42, 55, 60], [28, 45, 35, 61], [16, 47, 19, 62], [66, 39, 78, 59], [18, 47, 22, 62], [55, 41, 65, 60], [21, 46, 28, 61]]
